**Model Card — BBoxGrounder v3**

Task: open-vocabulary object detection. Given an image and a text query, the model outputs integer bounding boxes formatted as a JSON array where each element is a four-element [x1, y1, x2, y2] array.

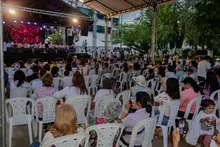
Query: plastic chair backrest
[[62, 76, 72, 88], [20, 68, 27, 75], [184, 95, 203, 120], [179, 75, 188, 83], [35, 97, 57, 123], [7, 67, 15, 77], [41, 133, 86, 147], [94, 94, 115, 117], [5, 97, 34, 125], [53, 77, 63, 90], [136, 70, 142, 76], [129, 117, 158, 147], [115, 90, 131, 110], [146, 79, 155, 89], [84, 75, 91, 88], [66, 95, 91, 124], [90, 74, 99, 87], [128, 71, 137, 81], [210, 90, 220, 112], [158, 100, 180, 127], [85, 123, 124, 147], [10, 87, 30, 98]]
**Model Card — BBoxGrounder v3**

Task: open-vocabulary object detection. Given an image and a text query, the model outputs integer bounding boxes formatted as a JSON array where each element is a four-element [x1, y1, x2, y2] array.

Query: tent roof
[[82, 0, 175, 16]]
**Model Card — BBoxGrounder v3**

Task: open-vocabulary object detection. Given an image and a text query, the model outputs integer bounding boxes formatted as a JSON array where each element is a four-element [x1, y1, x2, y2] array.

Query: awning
[[82, 0, 175, 17]]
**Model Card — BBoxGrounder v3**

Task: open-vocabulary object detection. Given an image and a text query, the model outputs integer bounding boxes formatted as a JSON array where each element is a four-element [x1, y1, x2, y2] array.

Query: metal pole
[[92, 10, 97, 58], [104, 16, 108, 55], [0, 0, 6, 146], [120, 15, 123, 50], [151, 5, 157, 64]]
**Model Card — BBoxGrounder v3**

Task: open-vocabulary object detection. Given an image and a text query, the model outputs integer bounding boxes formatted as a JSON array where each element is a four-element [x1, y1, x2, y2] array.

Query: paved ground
[[4, 125, 194, 147]]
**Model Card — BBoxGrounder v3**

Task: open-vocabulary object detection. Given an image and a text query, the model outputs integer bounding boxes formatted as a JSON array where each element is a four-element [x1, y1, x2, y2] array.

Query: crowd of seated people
[[4, 52, 220, 147]]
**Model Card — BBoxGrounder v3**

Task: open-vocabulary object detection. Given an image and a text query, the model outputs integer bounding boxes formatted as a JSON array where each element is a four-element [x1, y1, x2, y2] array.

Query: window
[[113, 18, 119, 26], [88, 24, 93, 32], [97, 12, 105, 19], [97, 26, 105, 33], [78, 8, 93, 17]]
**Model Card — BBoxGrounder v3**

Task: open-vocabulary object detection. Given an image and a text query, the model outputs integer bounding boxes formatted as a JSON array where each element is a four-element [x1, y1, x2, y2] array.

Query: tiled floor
[[5, 125, 193, 147]]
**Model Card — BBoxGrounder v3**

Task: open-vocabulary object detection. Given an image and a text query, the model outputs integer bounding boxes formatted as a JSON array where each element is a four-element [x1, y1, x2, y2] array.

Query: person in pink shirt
[[35, 73, 56, 119], [178, 77, 200, 119]]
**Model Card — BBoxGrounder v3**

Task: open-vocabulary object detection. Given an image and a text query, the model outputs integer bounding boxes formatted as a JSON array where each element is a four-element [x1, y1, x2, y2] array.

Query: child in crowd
[[186, 99, 216, 146]]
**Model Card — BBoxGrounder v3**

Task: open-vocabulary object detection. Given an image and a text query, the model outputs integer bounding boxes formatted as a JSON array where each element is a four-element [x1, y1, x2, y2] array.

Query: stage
[[4, 48, 91, 66]]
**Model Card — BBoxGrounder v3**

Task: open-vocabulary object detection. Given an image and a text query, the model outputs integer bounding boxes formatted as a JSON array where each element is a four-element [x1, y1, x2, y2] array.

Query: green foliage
[[48, 31, 63, 44]]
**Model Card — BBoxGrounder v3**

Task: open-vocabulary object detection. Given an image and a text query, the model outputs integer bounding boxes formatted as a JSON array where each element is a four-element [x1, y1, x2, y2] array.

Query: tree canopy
[[112, 0, 220, 53]]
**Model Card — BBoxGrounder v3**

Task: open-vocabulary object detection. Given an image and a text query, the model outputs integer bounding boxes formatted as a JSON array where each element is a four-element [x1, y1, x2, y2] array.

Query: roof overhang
[[81, 0, 176, 17]]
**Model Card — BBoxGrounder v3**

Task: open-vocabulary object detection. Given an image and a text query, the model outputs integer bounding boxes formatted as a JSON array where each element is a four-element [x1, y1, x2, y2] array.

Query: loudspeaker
[[80, 21, 89, 36]]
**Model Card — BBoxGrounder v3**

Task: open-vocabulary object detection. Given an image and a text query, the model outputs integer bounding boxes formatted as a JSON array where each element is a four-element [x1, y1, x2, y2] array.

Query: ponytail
[[145, 104, 152, 113], [136, 92, 152, 113]]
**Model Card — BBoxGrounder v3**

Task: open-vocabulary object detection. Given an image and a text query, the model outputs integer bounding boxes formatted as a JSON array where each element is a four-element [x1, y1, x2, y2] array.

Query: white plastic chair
[[136, 70, 142, 76], [93, 94, 115, 117], [127, 71, 137, 89], [157, 100, 181, 147], [10, 87, 31, 98], [117, 72, 127, 91], [62, 76, 72, 88], [179, 75, 188, 84], [115, 90, 131, 111], [20, 68, 27, 75], [90, 74, 99, 95], [112, 68, 120, 78], [7, 67, 15, 77], [5, 97, 35, 147], [146, 79, 155, 98], [41, 133, 87, 147], [119, 117, 158, 147], [66, 95, 91, 127], [53, 77, 63, 91], [34, 97, 58, 142], [84, 75, 91, 92], [85, 123, 124, 147], [183, 95, 203, 129], [210, 90, 220, 114]]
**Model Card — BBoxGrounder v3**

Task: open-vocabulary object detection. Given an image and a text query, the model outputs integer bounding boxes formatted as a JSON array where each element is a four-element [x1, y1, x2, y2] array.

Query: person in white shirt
[[165, 65, 177, 79], [10, 70, 30, 90], [30, 70, 46, 90], [53, 72, 88, 99], [197, 56, 211, 82]]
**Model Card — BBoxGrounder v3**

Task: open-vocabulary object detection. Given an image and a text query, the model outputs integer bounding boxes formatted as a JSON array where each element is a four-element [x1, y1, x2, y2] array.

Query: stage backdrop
[[10, 24, 40, 43]]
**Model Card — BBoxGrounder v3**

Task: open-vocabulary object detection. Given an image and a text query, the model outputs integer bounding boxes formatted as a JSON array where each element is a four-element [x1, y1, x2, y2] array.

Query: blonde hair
[[50, 101, 78, 138], [42, 72, 53, 87]]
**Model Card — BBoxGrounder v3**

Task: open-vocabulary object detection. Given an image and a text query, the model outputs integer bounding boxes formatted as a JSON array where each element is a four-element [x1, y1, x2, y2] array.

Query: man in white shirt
[[197, 56, 211, 82]]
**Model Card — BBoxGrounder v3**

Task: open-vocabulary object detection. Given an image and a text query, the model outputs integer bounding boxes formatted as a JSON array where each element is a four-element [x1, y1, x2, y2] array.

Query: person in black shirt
[[27, 65, 39, 82]]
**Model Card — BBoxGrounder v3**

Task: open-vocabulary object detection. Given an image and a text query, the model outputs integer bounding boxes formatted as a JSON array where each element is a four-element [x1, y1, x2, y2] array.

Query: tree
[[48, 31, 63, 44]]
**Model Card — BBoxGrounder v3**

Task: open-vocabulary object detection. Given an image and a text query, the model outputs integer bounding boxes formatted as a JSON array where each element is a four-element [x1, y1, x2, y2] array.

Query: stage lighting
[[3, 21, 5, 24], [28, 22, 31, 24], [21, 21, 24, 23], [14, 20, 17, 23], [43, 26, 46, 28], [51, 26, 54, 29], [73, 19, 78, 23], [40, 28, 43, 30], [34, 22, 37, 25], [9, 9, 16, 14]]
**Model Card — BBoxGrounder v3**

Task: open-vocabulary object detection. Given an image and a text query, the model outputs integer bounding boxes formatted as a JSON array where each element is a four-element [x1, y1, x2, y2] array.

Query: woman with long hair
[[203, 71, 220, 99], [178, 77, 200, 119], [41, 101, 83, 145], [53, 72, 88, 99], [10, 70, 30, 90], [154, 78, 180, 125]]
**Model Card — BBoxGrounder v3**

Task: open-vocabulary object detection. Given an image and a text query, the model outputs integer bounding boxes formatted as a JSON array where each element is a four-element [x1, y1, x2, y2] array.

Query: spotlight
[[73, 19, 78, 23], [3, 21, 5, 24], [28, 22, 31, 24], [34, 22, 37, 25], [21, 21, 24, 23], [40, 28, 43, 30], [9, 9, 16, 14], [51, 26, 54, 29], [14, 20, 17, 23], [43, 26, 46, 28]]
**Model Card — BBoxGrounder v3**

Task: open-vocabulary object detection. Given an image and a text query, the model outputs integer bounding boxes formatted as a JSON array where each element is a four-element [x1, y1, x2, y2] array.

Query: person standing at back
[[197, 56, 211, 82]]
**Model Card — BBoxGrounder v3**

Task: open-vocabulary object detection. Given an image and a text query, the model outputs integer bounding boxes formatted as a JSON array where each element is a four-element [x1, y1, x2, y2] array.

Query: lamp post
[[0, 0, 6, 146]]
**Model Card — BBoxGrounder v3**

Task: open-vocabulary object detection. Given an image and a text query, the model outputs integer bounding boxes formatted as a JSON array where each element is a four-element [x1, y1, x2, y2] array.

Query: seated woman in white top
[[120, 92, 153, 146], [91, 78, 114, 109], [53, 72, 88, 99], [10, 70, 30, 90], [37, 101, 83, 146]]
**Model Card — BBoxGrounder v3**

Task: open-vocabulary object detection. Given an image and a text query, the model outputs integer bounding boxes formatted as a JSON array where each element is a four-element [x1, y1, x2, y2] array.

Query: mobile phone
[[178, 119, 185, 137]]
